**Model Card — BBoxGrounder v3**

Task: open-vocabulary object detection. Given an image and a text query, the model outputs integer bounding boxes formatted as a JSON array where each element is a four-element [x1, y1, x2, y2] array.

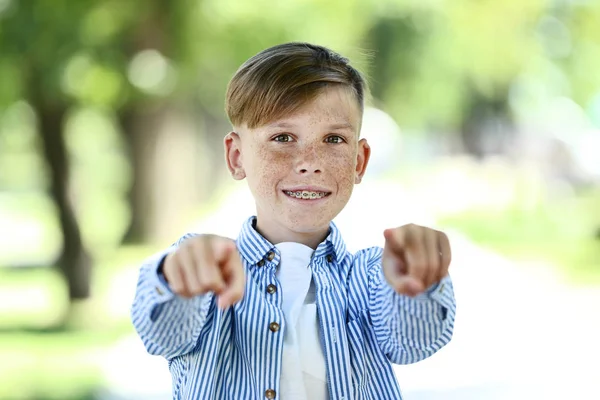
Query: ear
[[355, 138, 371, 184], [224, 132, 246, 180]]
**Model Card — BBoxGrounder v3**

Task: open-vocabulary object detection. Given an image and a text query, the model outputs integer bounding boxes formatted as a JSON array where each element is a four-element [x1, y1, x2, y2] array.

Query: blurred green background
[[0, 0, 599, 399]]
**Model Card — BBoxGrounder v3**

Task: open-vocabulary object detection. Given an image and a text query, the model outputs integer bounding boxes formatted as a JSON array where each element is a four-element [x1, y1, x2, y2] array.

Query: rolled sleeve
[[369, 263, 456, 365]]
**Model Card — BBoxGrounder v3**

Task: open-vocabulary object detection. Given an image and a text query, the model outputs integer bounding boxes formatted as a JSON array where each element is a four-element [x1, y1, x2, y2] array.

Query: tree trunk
[[120, 108, 148, 244], [120, 104, 206, 245], [36, 102, 91, 300], [120, 106, 162, 244], [460, 86, 515, 158]]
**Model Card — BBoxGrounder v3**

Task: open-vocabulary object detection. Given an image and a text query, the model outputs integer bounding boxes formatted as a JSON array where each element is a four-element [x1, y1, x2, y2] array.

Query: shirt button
[[267, 251, 275, 261], [257, 259, 265, 267], [265, 389, 276, 399], [266, 284, 277, 294], [326, 254, 333, 263], [269, 322, 280, 332], [155, 286, 164, 295]]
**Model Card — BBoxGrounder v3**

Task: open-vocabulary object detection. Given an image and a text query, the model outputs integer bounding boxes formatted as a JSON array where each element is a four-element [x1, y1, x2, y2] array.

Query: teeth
[[285, 190, 327, 199]]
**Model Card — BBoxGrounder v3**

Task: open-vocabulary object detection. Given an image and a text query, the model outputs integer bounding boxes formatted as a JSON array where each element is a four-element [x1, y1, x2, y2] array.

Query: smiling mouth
[[284, 190, 331, 200]]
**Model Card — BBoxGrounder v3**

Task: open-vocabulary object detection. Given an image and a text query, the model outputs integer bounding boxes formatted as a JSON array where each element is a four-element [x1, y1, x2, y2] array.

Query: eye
[[325, 135, 345, 144], [273, 134, 293, 142]]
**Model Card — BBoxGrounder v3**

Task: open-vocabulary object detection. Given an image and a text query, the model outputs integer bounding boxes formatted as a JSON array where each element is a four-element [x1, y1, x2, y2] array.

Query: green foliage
[[1, 0, 599, 126]]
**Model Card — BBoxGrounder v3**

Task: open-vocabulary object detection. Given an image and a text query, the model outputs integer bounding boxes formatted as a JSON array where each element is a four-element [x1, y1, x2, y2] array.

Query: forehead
[[263, 86, 362, 131]]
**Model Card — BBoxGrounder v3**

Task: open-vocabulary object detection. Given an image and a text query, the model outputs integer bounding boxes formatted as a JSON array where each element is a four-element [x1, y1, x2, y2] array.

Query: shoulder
[[344, 246, 387, 318], [351, 246, 382, 264], [345, 246, 383, 281]]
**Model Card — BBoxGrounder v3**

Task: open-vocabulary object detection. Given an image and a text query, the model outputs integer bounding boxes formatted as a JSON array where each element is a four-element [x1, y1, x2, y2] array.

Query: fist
[[162, 235, 245, 309], [382, 224, 451, 297]]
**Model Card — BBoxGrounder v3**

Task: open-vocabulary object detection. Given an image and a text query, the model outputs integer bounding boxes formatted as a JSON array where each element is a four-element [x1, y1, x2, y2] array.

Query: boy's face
[[225, 86, 370, 241]]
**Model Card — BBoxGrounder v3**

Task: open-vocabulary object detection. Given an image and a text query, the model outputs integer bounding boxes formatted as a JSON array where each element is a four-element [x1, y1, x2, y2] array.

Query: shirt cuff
[[415, 275, 455, 313], [145, 248, 177, 303]]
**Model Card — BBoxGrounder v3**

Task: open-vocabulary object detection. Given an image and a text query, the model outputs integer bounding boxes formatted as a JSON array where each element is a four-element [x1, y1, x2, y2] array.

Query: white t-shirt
[[275, 242, 328, 400]]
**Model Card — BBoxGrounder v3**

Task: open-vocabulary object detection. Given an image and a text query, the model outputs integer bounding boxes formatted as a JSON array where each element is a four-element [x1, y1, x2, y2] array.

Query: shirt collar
[[236, 216, 347, 267]]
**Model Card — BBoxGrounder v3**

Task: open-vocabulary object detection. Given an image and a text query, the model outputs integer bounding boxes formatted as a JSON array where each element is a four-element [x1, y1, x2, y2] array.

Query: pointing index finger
[[217, 243, 245, 309], [383, 228, 406, 254], [194, 235, 226, 294]]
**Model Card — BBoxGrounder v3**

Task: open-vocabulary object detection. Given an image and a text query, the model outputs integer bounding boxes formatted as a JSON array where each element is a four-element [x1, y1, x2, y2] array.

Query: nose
[[295, 144, 322, 175]]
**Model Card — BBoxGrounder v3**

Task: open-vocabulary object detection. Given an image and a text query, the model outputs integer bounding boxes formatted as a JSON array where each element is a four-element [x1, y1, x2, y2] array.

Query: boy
[[131, 42, 455, 400]]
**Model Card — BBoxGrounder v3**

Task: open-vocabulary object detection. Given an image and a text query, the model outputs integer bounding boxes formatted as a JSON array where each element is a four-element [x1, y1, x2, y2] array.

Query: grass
[[0, 331, 110, 400], [384, 157, 600, 285], [438, 187, 600, 284], [0, 245, 155, 400]]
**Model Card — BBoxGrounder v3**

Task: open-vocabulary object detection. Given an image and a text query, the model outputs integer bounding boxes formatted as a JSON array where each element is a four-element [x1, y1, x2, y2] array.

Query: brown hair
[[225, 42, 367, 129]]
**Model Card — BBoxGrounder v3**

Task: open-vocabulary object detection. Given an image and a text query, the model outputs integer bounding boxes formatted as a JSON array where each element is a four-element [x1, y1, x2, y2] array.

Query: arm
[[130, 234, 215, 360], [368, 250, 456, 365]]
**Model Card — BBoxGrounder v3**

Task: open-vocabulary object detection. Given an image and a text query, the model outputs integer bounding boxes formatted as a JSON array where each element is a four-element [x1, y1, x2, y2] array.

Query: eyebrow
[[265, 121, 356, 131]]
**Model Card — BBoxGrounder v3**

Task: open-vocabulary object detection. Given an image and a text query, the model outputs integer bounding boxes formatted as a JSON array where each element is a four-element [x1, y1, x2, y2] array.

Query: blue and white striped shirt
[[131, 217, 456, 399]]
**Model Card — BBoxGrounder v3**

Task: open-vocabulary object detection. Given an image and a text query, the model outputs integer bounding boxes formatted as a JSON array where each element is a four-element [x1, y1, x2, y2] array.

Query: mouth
[[283, 190, 331, 200]]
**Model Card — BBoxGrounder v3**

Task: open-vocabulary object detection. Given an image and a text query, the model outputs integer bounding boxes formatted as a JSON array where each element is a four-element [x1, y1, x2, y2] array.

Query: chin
[[283, 215, 333, 233]]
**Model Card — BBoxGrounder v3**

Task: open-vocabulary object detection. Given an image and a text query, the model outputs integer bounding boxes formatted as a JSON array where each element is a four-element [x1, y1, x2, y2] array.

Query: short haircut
[[225, 42, 367, 129]]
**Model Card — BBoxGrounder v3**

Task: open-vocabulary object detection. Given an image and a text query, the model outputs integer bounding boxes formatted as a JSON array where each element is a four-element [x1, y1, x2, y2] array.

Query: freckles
[[252, 145, 291, 194], [327, 152, 355, 175]]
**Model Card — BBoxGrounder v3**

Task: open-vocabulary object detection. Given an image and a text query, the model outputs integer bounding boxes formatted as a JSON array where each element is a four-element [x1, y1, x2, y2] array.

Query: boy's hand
[[162, 235, 245, 309], [382, 224, 451, 297]]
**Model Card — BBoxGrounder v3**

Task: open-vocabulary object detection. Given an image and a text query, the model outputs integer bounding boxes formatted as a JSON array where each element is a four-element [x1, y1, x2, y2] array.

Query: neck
[[254, 217, 330, 250]]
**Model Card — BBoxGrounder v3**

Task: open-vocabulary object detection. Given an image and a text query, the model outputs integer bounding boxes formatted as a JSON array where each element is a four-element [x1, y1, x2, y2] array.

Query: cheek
[[250, 146, 291, 192], [328, 151, 357, 187]]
